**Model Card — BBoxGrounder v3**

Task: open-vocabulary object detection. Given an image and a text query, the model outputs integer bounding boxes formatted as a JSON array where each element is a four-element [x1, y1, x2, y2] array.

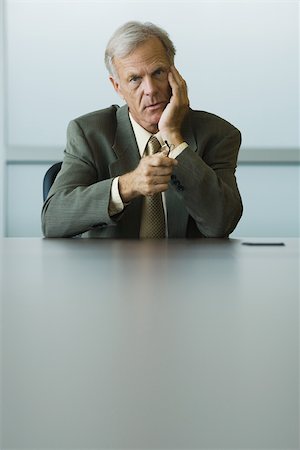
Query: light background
[[0, 0, 299, 237], [4, 0, 299, 157]]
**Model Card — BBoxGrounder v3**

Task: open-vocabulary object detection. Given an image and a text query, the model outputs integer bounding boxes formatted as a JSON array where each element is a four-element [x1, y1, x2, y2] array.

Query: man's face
[[110, 37, 172, 133]]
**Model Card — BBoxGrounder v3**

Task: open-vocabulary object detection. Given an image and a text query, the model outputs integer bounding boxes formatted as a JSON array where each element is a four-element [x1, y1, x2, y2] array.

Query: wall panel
[[3, 0, 300, 162]]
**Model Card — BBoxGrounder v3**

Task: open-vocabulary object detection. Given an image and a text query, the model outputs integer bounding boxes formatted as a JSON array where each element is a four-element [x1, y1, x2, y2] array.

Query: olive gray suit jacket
[[41, 105, 243, 238]]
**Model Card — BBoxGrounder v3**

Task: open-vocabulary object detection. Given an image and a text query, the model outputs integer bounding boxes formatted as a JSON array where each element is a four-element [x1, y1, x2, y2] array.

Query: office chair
[[43, 161, 62, 201]]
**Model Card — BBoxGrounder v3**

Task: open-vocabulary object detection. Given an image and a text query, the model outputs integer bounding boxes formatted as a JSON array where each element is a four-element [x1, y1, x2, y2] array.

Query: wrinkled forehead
[[113, 37, 171, 77]]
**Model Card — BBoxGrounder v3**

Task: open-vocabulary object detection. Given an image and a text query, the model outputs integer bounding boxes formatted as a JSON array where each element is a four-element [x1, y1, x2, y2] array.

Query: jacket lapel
[[109, 105, 142, 237], [110, 105, 141, 177]]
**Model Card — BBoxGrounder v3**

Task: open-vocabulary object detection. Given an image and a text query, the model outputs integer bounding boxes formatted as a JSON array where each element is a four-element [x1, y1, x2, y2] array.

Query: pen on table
[[242, 242, 285, 246]]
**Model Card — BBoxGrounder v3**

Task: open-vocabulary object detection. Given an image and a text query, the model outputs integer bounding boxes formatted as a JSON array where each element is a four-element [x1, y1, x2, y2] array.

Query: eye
[[153, 68, 166, 79], [129, 76, 141, 84]]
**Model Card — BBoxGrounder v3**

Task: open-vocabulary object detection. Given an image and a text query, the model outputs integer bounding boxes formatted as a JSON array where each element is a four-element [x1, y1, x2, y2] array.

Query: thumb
[[160, 148, 170, 157]]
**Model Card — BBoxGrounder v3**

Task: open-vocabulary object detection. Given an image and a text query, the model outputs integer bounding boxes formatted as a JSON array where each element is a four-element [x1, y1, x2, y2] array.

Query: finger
[[145, 182, 170, 195], [161, 148, 170, 157], [170, 66, 186, 86], [147, 168, 174, 178], [154, 183, 170, 193], [148, 154, 178, 167], [168, 71, 181, 97], [151, 174, 173, 184], [170, 65, 181, 81], [169, 66, 188, 101]]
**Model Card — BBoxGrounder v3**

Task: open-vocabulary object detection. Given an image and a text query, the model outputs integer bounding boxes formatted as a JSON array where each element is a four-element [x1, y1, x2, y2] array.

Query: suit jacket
[[41, 105, 243, 238]]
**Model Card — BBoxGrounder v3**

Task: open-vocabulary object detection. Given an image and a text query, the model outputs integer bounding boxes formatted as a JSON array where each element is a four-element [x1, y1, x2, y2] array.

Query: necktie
[[140, 136, 166, 239]]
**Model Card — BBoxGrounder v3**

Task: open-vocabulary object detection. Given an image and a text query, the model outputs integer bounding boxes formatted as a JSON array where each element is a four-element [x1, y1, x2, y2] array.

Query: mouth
[[145, 102, 166, 111]]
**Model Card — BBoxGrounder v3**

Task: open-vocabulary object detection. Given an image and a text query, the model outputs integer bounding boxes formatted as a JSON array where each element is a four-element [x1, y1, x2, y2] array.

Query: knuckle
[[144, 185, 153, 196], [142, 166, 151, 176]]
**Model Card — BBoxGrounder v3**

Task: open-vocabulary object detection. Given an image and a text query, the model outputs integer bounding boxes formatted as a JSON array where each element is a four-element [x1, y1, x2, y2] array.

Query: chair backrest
[[43, 162, 62, 201]]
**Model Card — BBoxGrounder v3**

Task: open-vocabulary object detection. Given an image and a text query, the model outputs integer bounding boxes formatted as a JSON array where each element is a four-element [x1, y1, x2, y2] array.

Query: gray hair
[[105, 21, 176, 78]]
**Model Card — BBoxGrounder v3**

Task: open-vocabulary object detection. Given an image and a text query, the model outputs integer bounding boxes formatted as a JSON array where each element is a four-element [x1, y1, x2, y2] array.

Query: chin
[[147, 111, 162, 125], [143, 123, 159, 134]]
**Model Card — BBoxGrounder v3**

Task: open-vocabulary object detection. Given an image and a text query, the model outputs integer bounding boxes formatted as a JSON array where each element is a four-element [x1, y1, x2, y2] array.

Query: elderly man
[[42, 21, 243, 238]]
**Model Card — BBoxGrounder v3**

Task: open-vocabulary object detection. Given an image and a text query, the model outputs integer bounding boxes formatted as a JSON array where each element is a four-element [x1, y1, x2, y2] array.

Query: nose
[[143, 76, 157, 96]]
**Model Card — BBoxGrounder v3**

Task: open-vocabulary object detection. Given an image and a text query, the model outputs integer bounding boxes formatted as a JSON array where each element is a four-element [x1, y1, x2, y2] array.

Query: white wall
[[232, 164, 299, 238], [2, 0, 300, 237], [4, 0, 299, 160]]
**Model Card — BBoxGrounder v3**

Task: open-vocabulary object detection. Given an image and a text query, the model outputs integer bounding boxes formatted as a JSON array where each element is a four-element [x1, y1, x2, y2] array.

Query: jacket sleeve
[[41, 120, 118, 238], [170, 128, 243, 237]]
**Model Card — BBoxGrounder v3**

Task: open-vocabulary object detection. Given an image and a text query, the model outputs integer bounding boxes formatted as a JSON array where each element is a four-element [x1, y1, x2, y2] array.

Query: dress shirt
[[108, 114, 188, 219]]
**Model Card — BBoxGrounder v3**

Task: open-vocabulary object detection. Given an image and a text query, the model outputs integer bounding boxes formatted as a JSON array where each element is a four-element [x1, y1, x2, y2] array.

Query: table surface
[[1, 238, 299, 450]]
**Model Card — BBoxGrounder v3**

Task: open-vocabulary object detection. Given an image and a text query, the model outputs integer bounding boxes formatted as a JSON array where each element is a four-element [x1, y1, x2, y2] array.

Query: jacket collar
[[111, 105, 196, 162]]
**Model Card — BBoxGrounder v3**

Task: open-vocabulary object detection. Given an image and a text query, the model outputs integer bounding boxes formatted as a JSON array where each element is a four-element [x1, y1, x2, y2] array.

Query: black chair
[[43, 162, 62, 201]]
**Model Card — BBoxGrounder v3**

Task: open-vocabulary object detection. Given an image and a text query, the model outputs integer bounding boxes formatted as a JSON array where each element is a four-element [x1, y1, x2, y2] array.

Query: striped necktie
[[140, 136, 166, 239]]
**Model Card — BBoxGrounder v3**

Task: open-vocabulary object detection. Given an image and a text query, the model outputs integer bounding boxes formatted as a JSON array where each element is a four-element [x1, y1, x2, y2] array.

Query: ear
[[109, 76, 123, 98]]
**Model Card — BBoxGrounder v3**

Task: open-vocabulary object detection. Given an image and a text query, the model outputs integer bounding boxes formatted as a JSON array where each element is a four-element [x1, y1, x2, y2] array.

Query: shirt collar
[[129, 113, 164, 156]]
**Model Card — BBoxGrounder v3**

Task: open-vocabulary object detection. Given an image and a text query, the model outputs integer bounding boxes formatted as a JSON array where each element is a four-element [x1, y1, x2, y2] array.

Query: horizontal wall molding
[[6, 146, 64, 163], [5, 146, 300, 164], [238, 148, 300, 163]]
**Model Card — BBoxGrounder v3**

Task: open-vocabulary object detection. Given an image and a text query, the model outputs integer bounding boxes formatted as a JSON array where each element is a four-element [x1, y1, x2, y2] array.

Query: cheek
[[134, 89, 144, 109], [125, 91, 143, 113]]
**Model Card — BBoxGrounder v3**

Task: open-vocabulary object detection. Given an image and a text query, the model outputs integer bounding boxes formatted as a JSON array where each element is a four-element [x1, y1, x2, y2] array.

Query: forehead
[[114, 37, 170, 76]]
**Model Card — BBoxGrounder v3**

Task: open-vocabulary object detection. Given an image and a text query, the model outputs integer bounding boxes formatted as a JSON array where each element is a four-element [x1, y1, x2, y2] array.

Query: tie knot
[[146, 135, 161, 156]]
